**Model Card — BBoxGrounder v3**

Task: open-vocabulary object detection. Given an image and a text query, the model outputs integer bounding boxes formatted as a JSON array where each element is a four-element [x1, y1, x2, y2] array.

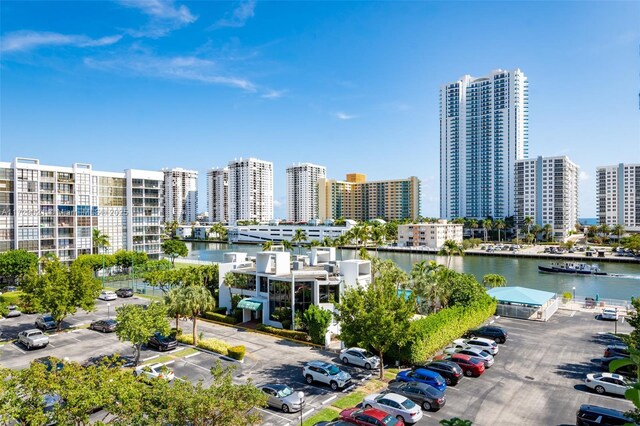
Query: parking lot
[[1, 300, 637, 426]]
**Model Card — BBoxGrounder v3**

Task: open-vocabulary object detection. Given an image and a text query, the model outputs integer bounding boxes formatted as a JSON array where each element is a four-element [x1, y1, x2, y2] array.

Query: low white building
[[218, 247, 371, 332], [227, 221, 356, 244], [176, 224, 211, 240], [397, 220, 463, 249]]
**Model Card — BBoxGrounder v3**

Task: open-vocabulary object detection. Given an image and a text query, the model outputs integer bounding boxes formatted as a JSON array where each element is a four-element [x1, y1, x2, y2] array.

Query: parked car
[[467, 326, 508, 343], [448, 354, 485, 377], [454, 338, 499, 355], [34, 356, 65, 372], [604, 345, 629, 358], [18, 329, 49, 350], [585, 372, 632, 396], [134, 363, 174, 381], [89, 319, 117, 333], [340, 347, 380, 370], [35, 314, 57, 331], [444, 347, 494, 368], [303, 361, 352, 390], [602, 308, 619, 321], [385, 381, 445, 411], [395, 368, 446, 392], [314, 422, 354, 426], [147, 332, 178, 351], [115, 287, 134, 298], [416, 360, 463, 386], [601, 356, 637, 379], [339, 407, 404, 426], [363, 392, 423, 424], [98, 291, 117, 301], [576, 404, 636, 425], [261, 383, 304, 413], [5, 305, 21, 318]]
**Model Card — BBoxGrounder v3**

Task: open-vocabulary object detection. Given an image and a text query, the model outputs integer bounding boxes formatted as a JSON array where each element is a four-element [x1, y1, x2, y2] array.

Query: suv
[[116, 288, 134, 298], [467, 326, 508, 343], [604, 345, 629, 358], [147, 332, 178, 351], [576, 404, 636, 425], [35, 314, 57, 331], [415, 361, 463, 386], [302, 361, 352, 391]]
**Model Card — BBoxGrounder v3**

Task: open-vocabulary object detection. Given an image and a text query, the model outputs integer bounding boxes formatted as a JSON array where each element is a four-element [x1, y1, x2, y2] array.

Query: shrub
[[256, 324, 310, 342], [562, 292, 572, 301], [227, 345, 246, 361], [302, 305, 332, 345], [197, 338, 230, 356], [170, 327, 183, 337], [213, 307, 227, 315], [0, 291, 22, 306], [176, 334, 194, 345], [204, 311, 240, 325]]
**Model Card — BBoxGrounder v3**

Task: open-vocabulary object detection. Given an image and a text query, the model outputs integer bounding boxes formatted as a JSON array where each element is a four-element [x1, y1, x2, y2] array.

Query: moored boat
[[538, 262, 608, 275]]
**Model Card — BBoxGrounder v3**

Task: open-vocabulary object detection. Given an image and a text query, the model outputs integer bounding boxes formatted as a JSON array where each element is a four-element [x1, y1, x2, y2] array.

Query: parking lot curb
[[177, 343, 244, 364]]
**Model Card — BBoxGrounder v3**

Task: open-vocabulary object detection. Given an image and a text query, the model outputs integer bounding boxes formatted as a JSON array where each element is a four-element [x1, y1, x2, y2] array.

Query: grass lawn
[[384, 367, 400, 380], [332, 391, 365, 410], [302, 408, 339, 426], [142, 347, 201, 366]]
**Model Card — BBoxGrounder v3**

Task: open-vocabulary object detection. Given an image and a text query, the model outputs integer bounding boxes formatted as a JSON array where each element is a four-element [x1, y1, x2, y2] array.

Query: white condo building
[[514, 156, 579, 241], [597, 163, 640, 231], [286, 163, 326, 222], [163, 168, 198, 224], [440, 69, 529, 219], [207, 167, 229, 223], [397, 220, 463, 249], [228, 158, 273, 224], [0, 157, 166, 260]]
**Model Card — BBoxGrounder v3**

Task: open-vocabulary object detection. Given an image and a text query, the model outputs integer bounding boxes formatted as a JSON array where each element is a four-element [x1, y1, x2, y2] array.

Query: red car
[[340, 407, 404, 426], [449, 354, 485, 377]]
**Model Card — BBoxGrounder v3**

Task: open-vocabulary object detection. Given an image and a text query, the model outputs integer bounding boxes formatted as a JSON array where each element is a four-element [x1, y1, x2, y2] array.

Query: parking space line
[[321, 395, 337, 405], [302, 408, 315, 418], [48, 343, 56, 348], [11, 345, 25, 355], [142, 354, 159, 362], [185, 352, 200, 359], [253, 407, 292, 423], [180, 359, 211, 372]]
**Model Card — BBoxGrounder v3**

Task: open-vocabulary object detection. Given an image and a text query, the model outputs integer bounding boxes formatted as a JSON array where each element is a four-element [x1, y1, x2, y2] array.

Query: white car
[[340, 347, 380, 370], [444, 347, 494, 368], [602, 308, 619, 321], [98, 291, 117, 301], [134, 363, 175, 381], [585, 372, 631, 396], [454, 338, 499, 355], [363, 392, 423, 424]]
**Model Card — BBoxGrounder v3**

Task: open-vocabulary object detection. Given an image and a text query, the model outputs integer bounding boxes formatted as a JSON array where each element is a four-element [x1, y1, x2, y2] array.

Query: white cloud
[[579, 171, 590, 181], [273, 198, 283, 207], [212, 0, 256, 29], [118, 0, 197, 37], [1, 31, 122, 53], [261, 89, 286, 99], [333, 111, 357, 120], [84, 54, 256, 91]]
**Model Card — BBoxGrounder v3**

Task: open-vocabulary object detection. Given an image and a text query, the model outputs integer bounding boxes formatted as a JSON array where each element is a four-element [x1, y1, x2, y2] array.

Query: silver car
[[261, 384, 304, 413], [444, 347, 494, 368], [340, 347, 380, 370]]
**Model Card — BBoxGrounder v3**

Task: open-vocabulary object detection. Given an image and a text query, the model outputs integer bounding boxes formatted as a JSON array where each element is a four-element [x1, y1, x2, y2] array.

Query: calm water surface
[[186, 242, 640, 301]]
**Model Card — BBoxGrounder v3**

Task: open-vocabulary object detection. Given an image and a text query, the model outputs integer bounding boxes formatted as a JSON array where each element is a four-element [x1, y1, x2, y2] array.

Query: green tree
[[335, 260, 414, 379], [322, 237, 334, 247], [291, 229, 308, 254], [21, 256, 101, 331], [115, 302, 170, 365], [181, 285, 216, 346], [542, 223, 554, 242], [302, 304, 333, 345], [165, 286, 187, 332], [438, 239, 464, 268], [262, 240, 273, 251], [281, 239, 294, 254], [113, 250, 148, 270], [481, 219, 492, 242], [0, 249, 38, 286], [482, 274, 507, 288], [92, 228, 110, 255], [161, 239, 188, 266], [209, 222, 228, 241], [613, 224, 625, 240], [523, 216, 533, 236], [494, 219, 506, 242], [164, 220, 179, 239]]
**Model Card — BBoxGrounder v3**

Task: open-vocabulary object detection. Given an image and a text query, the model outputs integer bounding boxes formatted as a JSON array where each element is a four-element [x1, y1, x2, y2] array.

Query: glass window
[[269, 281, 292, 326]]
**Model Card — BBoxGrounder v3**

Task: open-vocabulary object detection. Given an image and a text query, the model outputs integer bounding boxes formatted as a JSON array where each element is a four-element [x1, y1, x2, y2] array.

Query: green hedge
[[256, 324, 310, 342], [203, 311, 241, 325], [0, 291, 22, 306], [177, 333, 232, 356], [227, 345, 246, 361], [213, 307, 228, 315], [393, 297, 497, 364]]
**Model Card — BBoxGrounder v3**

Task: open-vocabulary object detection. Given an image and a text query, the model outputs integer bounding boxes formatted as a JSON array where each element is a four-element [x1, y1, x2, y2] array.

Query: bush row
[[227, 345, 246, 360], [176, 333, 246, 361], [256, 324, 310, 342], [203, 311, 241, 325], [392, 296, 497, 364]]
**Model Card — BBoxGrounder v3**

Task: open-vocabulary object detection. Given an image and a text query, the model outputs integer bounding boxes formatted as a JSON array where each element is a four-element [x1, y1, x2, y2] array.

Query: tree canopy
[[0, 249, 38, 285], [115, 302, 170, 365], [161, 240, 188, 266]]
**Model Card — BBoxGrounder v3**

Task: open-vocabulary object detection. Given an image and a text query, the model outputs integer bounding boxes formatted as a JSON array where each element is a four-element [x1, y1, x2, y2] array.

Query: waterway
[[185, 242, 640, 301]]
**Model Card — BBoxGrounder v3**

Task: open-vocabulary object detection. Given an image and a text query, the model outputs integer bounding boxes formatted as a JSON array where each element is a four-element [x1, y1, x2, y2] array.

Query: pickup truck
[[18, 329, 49, 350]]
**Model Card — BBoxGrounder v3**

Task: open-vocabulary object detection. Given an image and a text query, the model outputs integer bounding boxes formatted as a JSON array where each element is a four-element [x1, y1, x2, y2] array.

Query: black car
[[116, 288, 134, 298], [384, 381, 445, 411], [467, 326, 508, 343], [147, 332, 178, 351], [415, 360, 463, 386], [604, 345, 629, 358], [577, 404, 637, 425], [601, 356, 637, 378], [89, 319, 117, 333]]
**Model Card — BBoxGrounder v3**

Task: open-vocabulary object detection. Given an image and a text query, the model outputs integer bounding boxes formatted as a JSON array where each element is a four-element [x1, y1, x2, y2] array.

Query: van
[[576, 404, 636, 425]]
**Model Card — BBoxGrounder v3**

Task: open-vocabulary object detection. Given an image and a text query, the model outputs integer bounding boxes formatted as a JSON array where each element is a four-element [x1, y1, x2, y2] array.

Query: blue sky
[[1, 1, 638, 219]]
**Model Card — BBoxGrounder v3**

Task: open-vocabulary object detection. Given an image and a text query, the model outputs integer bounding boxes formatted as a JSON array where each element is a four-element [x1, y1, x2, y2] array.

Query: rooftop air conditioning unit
[[293, 261, 304, 270]]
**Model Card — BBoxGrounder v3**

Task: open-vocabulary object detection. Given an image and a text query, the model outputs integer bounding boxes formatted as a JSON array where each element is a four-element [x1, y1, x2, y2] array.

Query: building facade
[[0, 157, 168, 261], [207, 167, 228, 223], [397, 220, 463, 249], [286, 163, 326, 222], [317, 174, 420, 222], [228, 158, 274, 224], [440, 69, 529, 219], [596, 163, 640, 231], [227, 221, 355, 244], [514, 156, 579, 241], [163, 168, 198, 224]]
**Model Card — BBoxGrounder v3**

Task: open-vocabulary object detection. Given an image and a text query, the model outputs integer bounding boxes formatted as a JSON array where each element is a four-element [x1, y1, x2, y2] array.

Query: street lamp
[[107, 302, 111, 320], [572, 286, 576, 303], [297, 391, 305, 426]]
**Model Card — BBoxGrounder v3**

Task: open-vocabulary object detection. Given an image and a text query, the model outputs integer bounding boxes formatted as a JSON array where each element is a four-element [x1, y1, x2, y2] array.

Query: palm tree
[[494, 220, 506, 243], [438, 239, 464, 268], [281, 239, 293, 254], [613, 224, 625, 241], [468, 219, 479, 238], [309, 240, 322, 248], [262, 240, 273, 251], [209, 223, 227, 241], [482, 219, 493, 242], [291, 229, 308, 255], [182, 285, 216, 346], [164, 221, 179, 239], [531, 224, 542, 244], [322, 237, 334, 247], [370, 226, 385, 254], [523, 216, 533, 235], [92, 228, 110, 255], [599, 223, 611, 243], [587, 225, 598, 239], [335, 234, 349, 260], [165, 287, 187, 332], [542, 224, 554, 242]]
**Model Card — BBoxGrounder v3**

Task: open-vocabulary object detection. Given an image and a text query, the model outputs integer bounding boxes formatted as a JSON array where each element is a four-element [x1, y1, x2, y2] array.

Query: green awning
[[237, 298, 264, 311]]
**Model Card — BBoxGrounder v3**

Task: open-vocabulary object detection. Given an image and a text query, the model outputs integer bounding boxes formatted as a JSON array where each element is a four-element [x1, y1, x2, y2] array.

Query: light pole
[[572, 286, 576, 309], [107, 302, 111, 320], [297, 391, 304, 426]]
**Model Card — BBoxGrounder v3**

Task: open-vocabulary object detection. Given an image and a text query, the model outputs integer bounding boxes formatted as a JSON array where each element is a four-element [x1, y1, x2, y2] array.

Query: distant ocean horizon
[[579, 218, 598, 225]]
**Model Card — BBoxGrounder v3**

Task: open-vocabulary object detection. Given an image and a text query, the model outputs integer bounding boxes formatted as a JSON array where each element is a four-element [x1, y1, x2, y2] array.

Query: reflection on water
[[186, 242, 640, 301]]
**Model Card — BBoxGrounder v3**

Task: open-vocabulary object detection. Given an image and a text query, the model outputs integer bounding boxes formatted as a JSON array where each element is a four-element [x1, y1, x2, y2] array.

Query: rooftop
[[487, 286, 556, 307]]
